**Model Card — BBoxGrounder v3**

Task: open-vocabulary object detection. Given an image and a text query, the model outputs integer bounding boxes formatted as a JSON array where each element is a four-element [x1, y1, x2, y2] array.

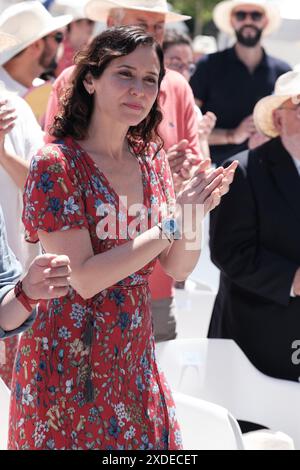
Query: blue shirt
[[0, 206, 36, 339], [190, 47, 291, 165]]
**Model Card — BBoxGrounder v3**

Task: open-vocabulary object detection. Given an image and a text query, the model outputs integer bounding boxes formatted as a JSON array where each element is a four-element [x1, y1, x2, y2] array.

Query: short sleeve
[[22, 143, 89, 243]]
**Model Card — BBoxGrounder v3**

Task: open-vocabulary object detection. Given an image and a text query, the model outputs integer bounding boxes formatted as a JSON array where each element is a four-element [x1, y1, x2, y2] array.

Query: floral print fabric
[[8, 137, 181, 450]]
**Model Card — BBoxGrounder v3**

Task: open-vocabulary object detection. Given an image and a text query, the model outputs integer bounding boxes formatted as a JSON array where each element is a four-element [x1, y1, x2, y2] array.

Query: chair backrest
[[175, 288, 215, 339], [173, 391, 245, 450], [156, 339, 300, 449], [0, 378, 10, 450]]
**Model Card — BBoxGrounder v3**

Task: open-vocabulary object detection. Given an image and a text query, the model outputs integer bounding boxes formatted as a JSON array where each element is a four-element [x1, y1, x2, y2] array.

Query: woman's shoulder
[[31, 138, 76, 168]]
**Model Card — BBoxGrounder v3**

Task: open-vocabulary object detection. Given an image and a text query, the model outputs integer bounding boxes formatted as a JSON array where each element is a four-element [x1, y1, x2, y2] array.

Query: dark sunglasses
[[44, 31, 64, 44], [233, 10, 264, 22]]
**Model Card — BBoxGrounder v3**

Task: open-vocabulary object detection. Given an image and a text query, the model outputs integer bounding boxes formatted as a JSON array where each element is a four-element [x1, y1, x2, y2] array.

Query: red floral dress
[[0, 336, 18, 389], [8, 137, 182, 450]]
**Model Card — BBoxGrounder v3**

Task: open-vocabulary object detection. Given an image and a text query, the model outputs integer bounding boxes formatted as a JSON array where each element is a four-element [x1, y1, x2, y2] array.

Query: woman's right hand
[[174, 160, 237, 237], [22, 253, 71, 301]]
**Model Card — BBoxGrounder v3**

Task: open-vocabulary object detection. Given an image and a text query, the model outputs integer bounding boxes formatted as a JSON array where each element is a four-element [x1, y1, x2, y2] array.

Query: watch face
[[164, 218, 177, 233], [162, 218, 180, 239]]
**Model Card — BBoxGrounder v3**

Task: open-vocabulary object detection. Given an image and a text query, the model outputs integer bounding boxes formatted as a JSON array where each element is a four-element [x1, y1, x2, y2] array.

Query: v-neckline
[[69, 137, 147, 212]]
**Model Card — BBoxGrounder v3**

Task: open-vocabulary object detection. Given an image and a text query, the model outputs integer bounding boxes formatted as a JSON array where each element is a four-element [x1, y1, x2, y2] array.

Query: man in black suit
[[208, 71, 300, 381]]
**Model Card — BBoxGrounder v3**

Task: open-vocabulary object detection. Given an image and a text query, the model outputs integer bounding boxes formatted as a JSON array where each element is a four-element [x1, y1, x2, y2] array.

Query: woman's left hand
[[204, 160, 239, 213]]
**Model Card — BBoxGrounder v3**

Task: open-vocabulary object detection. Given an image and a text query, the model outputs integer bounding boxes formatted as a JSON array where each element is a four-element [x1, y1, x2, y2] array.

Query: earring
[[88, 89, 94, 95]]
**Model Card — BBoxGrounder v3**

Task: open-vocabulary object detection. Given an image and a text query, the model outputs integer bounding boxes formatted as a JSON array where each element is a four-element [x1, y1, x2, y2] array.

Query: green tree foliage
[[169, 0, 221, 35]]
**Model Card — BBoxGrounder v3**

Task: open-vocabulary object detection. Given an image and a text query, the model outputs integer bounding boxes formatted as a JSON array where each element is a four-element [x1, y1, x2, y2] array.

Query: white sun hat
[[50, 0, 91, 21], [213, 0, 281, 36], [0, 1, 72, 66], [253, 70, 300, 137], [85, 0, 191, 23], [274, 0, 300, 20], [192, 35, 217, 55], [0, 31, 20, 53]]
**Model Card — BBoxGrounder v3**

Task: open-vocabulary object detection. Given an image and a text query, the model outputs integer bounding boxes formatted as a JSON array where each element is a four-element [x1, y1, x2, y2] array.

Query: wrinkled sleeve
[[22, 143, 89, 243]]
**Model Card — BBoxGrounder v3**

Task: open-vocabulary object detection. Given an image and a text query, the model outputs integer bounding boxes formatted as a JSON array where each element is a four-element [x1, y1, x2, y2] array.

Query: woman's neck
[[82, 112, 129, 162]]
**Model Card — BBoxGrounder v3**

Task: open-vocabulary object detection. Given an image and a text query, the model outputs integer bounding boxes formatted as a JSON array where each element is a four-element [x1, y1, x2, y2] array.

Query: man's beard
[[235, 25, 263, 47], [39, 53, 57, 72]]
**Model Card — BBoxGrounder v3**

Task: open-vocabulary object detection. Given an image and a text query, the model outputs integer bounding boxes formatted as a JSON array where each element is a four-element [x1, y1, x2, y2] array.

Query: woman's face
[[88, 45, 161, 127], [164, 43, 194, 81]]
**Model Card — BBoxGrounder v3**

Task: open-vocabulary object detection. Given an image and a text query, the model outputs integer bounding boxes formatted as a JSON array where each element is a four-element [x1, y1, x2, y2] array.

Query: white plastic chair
[[0, 377, 10, 450], [156, 339, 300, 449], [173, 391, 245, 450], [190, 213, 220, 293], [175, 281, 216, 339]]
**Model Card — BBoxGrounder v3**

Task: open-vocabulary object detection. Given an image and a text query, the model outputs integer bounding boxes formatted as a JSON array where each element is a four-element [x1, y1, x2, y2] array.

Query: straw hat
[[253, 71, 300, 138], [50, 0, 90, 21], [192, 35, 217, 55], [277, 0, 300, 20], [213, 0, 281, 36], [0, 1, 72, 66], [85, 0, 191, 23], [0, 32, 19, 52]]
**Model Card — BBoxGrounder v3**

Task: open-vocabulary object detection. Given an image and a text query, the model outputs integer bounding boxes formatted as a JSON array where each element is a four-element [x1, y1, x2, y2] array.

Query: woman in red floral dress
[[8, 26, 234, 450]]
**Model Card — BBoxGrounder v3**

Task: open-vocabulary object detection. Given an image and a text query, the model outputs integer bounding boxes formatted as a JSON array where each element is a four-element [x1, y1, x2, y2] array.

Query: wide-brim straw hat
[[192, 35, 217, 55], [213, 0, 281, 36], [0, 1, 72, 66], [253, 71, 300, 138], [85, 0, 191, 23], [0, 31, 20, 52], [50, 0, 90, 21]]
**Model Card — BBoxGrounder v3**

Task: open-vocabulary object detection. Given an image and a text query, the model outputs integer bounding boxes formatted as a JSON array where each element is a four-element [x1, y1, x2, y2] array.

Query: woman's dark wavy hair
[[51, 25, 166, 156]]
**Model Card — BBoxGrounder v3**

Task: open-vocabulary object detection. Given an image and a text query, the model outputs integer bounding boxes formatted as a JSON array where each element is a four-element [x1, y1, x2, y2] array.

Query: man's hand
[[167, 139, 195, 174], [231, 115, 256, 145], [22, 254, 71, 300], [198, 111, 217, 140]]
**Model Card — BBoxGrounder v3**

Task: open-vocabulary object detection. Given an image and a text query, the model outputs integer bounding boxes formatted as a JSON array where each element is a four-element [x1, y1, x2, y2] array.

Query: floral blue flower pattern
[[8, 137, 180, 450]]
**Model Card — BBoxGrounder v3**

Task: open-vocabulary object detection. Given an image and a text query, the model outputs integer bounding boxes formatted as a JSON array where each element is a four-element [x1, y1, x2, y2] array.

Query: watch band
[[157, 222, 172, 243], [14, 280, 37, 313]]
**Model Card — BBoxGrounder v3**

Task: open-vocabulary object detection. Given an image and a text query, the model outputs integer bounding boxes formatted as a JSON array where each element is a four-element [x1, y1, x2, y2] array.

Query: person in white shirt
[[0, 31, 45, 389], [0, 1, 71, 96], [0, 89, 44, 269]]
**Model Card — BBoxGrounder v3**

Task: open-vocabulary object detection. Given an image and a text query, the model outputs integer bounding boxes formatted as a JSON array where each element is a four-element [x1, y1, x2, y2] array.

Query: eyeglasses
[[44, 31, 64, 44], [233, 10, 264, 22], [167, 59, 196, 76]]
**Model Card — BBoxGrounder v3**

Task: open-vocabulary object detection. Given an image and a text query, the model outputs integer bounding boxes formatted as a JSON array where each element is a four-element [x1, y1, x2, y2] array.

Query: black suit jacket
[[209, 138, 300, 381]]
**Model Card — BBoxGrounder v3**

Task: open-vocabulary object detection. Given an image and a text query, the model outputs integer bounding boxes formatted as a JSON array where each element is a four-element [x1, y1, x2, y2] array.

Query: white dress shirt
[[291, 156, 300, 176], [0, 66, 28, 97]]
